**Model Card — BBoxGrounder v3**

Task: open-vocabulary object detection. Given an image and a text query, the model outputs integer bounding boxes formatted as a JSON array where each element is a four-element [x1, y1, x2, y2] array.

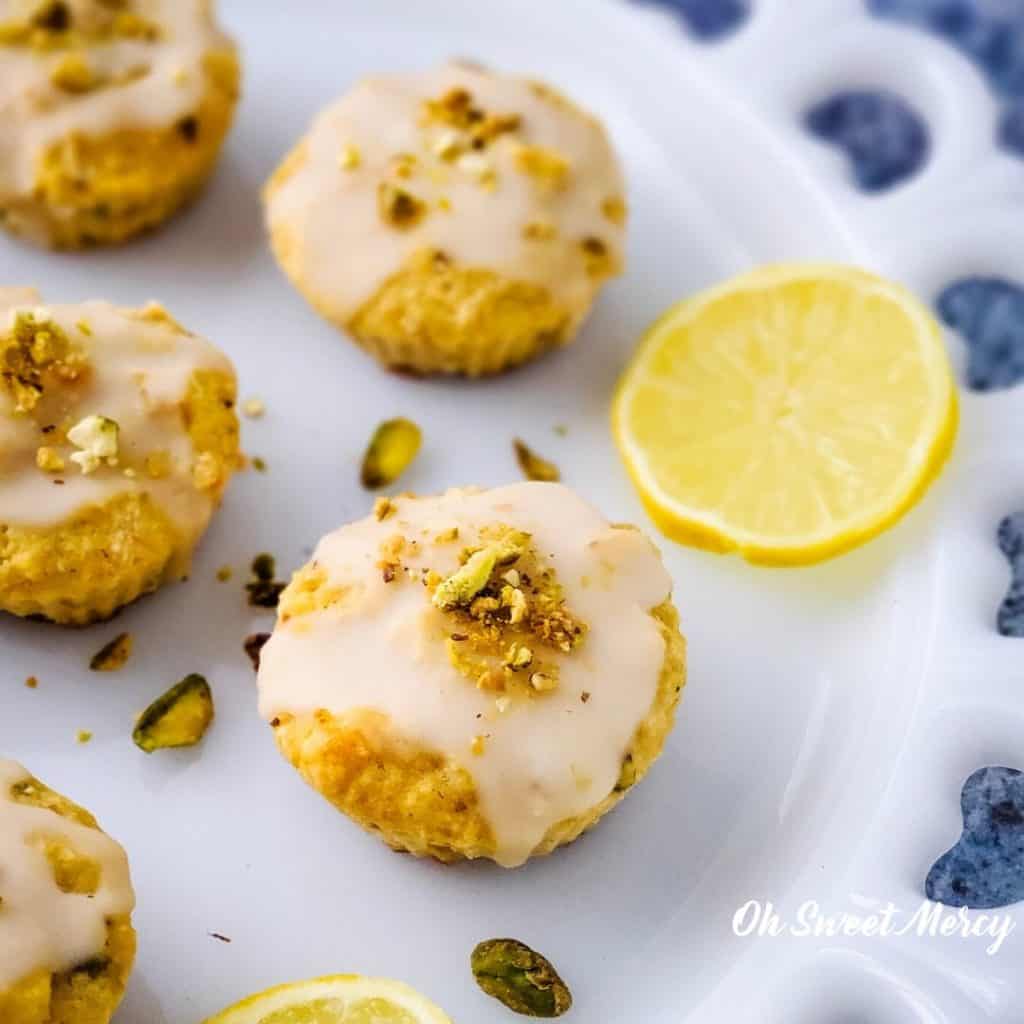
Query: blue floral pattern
[[997, 512, 1024, 637], [937, 278, 1024, 392], [804, 91, 930, 191], [926, 767, 1024, 909], [629, 0, 750, 39]]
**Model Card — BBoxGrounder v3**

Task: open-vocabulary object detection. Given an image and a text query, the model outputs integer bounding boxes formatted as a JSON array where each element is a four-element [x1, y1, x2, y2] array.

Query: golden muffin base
[[2, 51, 240, 250], [269, 599, 686, 865], [264, 146, 575, 378], [0, 369, 239, 626], [0, 778, 135, 1024]]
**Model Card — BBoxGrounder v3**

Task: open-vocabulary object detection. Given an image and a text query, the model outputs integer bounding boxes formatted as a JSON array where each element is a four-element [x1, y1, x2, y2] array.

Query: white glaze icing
[[264, 63, 627, 328], [0, 0, 234, 195], [0, 758, 134, 989], [258, 483, 673, 868], [0, 288, 235, 565]]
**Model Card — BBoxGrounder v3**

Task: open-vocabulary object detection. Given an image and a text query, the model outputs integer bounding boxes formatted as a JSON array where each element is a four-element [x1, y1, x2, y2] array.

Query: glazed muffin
[[0, 0, 240, 249], [0, 287, 239, 624], [258, 482, 685, 867], [264, 62, 627, 376], [0, 759, 136, 1024]]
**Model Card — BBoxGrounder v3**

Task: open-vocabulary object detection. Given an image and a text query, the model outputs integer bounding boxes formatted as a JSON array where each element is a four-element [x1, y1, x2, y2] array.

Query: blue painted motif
[[926, 766, 1024, 909], [630, 0, 750, 39], [937, 277, 1024, 392], [997, 512, 1024, 637], [868, 0, 1024, 159], [805, 91, 930, 191]]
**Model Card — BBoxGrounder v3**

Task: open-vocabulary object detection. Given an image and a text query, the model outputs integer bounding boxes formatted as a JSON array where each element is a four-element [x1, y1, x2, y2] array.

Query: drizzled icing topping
[[264, 62, 627, 328], [0, 759, 134, 988], [0, 287, 235, 563], [0, 0, 235, 195], [258, 483, 672, 867]]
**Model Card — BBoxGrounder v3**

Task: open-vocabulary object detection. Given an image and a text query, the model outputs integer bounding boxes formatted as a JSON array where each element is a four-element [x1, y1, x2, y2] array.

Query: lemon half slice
[[203, 975, 453, 1024], [612, 264, 958, 566]]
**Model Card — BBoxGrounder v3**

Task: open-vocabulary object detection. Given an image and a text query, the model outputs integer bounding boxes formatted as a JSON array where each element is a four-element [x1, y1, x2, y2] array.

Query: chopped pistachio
[[76, 730, 92, 745], [523, 220, 557, 242], [89, 632, 132, 672], [244, 633, 270, 672], [246, 553, 286, 609], [470, 734, 487, 756], [250, 456, 267, 474], [374, 496, 396, 521], [529, 672, 557, 692], [391, 152, 418, 179], [377, 182, 427, 230], [515, 144, 570, 189], [50, 53, 96, 93], [514, 439, 560, 483], [504, 644, 533, 671], [25, 676, 38, 689], [502, 569, 520, 587], [581, 235, 615, 277], [495, 695, 512, 714], [433, 533, 528, 611], [67, 415, 118, 474], [75, 320, 92, 336], [553, 424, 568, 437], [241, 397, 265, 419], [602, 195, 628, 225], [133, 674, 214, 753], [35, 446, 64, 473], [338, 143, 361, 170], [471, 938, 572, 1018], [432, 130, 463, 161], [580, 691, 591, 703], [360, 418, 422, 489], [215, 565, 232, 583], [32, 1, 70, 32], [435, 526, 460, 544]]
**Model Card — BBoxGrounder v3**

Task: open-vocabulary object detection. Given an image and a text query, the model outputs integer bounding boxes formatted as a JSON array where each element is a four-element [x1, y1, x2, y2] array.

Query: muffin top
[[264, 62, 627, 329], [258, 483, 672, 867], [0, 287, 235, 556], [0, 758, 134, 988], [0, 0, 234, 195]]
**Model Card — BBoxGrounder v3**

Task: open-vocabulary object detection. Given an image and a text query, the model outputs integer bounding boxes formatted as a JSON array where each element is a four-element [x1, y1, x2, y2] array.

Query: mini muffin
[[0, 287, 239, 625], [0, 758, 136, 1024], [0, 0, 240, 249], [258, 482, 685, 867], [264, 63, 627, 376]]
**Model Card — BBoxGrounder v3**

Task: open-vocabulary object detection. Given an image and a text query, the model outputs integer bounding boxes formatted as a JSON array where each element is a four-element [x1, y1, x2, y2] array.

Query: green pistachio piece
[[133, 674, 214, 753], [89, 632, 132, 672], [360, 417, 422, 489], [514, 439, 560, 483], [471, 938, 572, 1018], [434, 546, 498, 610]]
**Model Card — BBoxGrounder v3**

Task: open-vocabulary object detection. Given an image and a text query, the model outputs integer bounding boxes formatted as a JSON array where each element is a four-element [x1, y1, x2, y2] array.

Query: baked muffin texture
[[0, 287, 239, 624], [0, 0, 240, 249], [0, 759, 136, 1024], [264, 62, 627, 376], [258, 483, 685, 867]]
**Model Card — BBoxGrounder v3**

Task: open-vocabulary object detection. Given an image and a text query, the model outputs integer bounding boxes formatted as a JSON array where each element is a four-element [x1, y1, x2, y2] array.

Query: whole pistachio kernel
[[360, 417, 422, 489], [471, 938, 572, 1018]]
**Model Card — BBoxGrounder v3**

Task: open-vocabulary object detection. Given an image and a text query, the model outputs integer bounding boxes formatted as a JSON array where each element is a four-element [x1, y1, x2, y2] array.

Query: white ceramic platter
[[3, 1, 1022, 1021]]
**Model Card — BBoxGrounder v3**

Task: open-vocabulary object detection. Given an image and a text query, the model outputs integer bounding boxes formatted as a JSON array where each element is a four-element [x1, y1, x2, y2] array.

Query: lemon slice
[[203, 975, 453, 1024], [612, 264, 958, 566]]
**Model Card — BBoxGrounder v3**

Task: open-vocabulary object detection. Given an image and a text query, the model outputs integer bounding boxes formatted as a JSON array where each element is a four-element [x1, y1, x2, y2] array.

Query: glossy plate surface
[[3, 1, 1021, 1020]]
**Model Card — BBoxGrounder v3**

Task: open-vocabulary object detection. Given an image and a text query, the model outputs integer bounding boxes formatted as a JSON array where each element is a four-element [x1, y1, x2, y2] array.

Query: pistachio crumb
[[35, 446, 64, 473], [530, 672, 557, 693], [216, 565, 232, 582], [246, 554, 286, 609], [242, 397, 265, 419], [602, 196, 628, 225], [339, 143, 361, 170], [76, 730, 92, 745], [514, 438, 560, 483], [515, 144, 570, 189], [76, 320, 92, 336], [67, 415, 118, 474], [378, 183, 427, 230], [470, 734, 487, 756], [374, 496, 396, 521], [495, 695, 512, 714], [523, 220, 557, 242], [89, 633, 132, 672], [581, 691, 591, 703], [251, 456, 267, 473], [25, 676, 38, 689], [50, 53, 97, 93]]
